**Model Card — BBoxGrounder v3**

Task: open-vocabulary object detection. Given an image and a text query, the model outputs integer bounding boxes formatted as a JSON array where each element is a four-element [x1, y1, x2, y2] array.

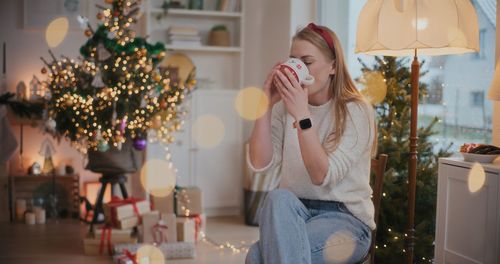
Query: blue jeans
[[245, 189, 371, 264]]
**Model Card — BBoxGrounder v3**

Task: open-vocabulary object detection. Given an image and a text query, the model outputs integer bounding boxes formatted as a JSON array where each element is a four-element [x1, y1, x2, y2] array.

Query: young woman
[[246, 23, 376, 264]]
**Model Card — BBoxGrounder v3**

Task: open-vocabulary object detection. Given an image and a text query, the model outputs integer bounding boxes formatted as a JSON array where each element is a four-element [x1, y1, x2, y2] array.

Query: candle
[[35, 207, 46, 224], [25, 212, 36, 225], [16, 199, 27, 221], [2, 42, 6, 75]]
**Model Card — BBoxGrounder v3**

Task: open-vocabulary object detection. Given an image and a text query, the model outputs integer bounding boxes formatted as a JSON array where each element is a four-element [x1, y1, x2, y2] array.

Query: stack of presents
[[83, 186, 205, 263]]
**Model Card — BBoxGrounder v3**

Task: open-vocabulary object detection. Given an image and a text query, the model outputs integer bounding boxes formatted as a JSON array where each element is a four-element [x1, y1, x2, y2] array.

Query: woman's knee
[[245, 243, 261, 264], [264, 189, 296, 208]]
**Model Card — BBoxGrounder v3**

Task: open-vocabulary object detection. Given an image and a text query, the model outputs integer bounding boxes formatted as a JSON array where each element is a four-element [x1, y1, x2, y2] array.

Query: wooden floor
[[0, 216, 259, 264]]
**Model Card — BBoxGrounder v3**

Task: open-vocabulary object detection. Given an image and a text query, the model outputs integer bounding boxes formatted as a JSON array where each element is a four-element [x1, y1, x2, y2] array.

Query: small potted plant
[[208, 24, 230, 47]]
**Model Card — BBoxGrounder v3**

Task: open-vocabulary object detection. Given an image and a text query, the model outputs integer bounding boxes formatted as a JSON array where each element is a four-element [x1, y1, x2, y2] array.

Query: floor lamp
[[355, 0, 479, 263], [489, 64, 500, 101]]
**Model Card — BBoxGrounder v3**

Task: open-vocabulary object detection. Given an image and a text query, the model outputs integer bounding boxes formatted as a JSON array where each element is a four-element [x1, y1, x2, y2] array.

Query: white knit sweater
[[247, 99, 376, 230]]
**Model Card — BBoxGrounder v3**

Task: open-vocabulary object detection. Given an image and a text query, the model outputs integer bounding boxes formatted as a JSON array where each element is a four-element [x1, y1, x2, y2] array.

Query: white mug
[[279, 58, 315, 85]]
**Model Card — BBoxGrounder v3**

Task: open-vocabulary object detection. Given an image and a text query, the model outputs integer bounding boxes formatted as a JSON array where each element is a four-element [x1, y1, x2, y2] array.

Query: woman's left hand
[[274, 69, 311, 121]]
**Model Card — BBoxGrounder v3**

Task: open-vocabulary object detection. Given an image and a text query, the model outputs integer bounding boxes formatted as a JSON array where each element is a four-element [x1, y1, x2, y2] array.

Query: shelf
[[150, 8, 242, 18], [165, 45, 241, 53]]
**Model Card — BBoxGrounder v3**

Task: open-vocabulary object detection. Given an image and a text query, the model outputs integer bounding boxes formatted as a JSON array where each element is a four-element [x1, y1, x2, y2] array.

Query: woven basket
[[208, 30, 230, 46]]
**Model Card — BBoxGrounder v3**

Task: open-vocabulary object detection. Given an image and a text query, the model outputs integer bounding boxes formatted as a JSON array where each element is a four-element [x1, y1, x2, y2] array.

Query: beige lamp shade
[[356, 0, 479, 56], [488, 63, 500, 100]]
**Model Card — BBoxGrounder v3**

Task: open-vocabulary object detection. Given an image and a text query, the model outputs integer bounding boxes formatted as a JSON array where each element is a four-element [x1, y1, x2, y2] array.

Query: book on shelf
[[169, 40, 202, 46], [168, 26, 199, 36], [169, 35, 201, 41], [216, 0, 240, 12]]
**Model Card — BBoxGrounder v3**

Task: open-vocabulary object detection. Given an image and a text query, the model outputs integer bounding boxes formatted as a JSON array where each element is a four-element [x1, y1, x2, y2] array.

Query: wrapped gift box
[[176, 187, 202, 216], [176, 217, 196, 243], [114, 242, 196, 260], [142, 211, 178, 244], [113, 251, 149, 264], [151, 187, 203, 216], [83, 229, 137, 256], [116, 216, 140, 230], [151, 194, 174, 214], [177, 214, 206, 242], [104, 198, 150, 227]]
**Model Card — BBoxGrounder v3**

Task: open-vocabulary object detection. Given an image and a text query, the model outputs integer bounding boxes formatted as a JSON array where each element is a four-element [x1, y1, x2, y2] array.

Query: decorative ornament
[[41, 67, 47, 74], [140, 97, 147, 108], [97, 139, 110, 152], [120, 118, 127, 133], [97, 43, 111, 61], [145, 64, 153, 72], [41, 82, 51, 100], [92, 69, 106, 88], [45, 118, 57, 132], [84, 29, 92, 37], [29, 75, 42, 101], [16, 81, 28, 101], [105, 0, 114, 4], [123, 6, 130, 16], [111, 102, 117, 126], [65, 97, 74, 106], [152, 115, 162, 129], [97, 12, 104, 20], [30, 162, 42, 175], [116, 141, 123, 150], [39, 138, 56, 175], [154, 73, 161, 82], [160, 99, 167, 109], [77, 15, 89, 30], [107, 30, 117, 39], [133, 138, 147, 150]]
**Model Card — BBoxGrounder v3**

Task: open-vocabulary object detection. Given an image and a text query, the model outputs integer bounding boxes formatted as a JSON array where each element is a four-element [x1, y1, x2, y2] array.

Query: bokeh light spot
[[468, 162, 486, 193], [140, 159, 176, 197], [323, 231, 357, 264], [46, 17, 69, 48], [358, 71, 387, 105], [235, 87, 269, 120], [136, 245, 165, 264], [192, 115, 225, 149]]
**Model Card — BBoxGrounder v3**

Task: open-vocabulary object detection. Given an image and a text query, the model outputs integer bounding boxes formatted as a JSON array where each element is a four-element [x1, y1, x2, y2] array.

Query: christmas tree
[[358, 56, 452, 263], [40, 0, 195, 153]]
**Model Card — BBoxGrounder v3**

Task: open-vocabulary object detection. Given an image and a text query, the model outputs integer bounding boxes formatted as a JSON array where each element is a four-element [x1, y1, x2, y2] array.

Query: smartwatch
[[296, 118, 312, 130]]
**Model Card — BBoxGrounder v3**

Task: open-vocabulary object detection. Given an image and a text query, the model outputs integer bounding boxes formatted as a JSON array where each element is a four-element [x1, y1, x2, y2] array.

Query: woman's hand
[[263, 63, 282, 107], [274, 69, 311, 121]]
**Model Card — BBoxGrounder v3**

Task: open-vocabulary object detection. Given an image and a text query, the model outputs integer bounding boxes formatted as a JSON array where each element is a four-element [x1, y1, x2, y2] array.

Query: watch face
[[299, 118, 312, 130]]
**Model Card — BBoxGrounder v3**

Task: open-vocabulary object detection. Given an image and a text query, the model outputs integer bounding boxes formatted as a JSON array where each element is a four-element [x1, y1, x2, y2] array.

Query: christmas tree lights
[[40, 0, 195, 152]]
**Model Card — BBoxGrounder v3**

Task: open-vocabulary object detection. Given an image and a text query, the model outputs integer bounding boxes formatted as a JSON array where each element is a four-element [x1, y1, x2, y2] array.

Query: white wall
[[242, 0, 316, 140], [290, 0, 316, 37], [242, 0, 290, 140]]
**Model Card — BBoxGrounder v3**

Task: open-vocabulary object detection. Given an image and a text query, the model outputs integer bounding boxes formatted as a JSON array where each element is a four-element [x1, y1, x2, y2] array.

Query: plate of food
[[460, 143, 500, 163]]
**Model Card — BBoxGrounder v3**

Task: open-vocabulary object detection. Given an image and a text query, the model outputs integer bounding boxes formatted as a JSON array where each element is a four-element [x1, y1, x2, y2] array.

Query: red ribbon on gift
[[188, 214, 202, 242], [107, 196, 142, 225], [99, 225, 113, 255], [152, 220, 169, 244], [121, 249, 137, 264]]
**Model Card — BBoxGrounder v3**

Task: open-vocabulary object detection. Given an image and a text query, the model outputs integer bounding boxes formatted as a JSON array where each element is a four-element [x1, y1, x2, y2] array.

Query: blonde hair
[[293, 25, 377, 156]]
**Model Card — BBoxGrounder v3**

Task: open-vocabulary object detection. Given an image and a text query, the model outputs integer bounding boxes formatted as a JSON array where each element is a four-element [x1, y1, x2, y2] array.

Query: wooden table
[[9, 174, 80, 221]]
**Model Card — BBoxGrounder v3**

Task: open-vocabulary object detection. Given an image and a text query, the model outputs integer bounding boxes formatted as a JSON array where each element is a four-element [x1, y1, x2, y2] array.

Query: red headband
[[307, 23, 335, 55]]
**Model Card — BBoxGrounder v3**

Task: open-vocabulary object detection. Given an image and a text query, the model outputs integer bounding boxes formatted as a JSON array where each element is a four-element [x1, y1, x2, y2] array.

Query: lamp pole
[[406, 48, 419, 264]]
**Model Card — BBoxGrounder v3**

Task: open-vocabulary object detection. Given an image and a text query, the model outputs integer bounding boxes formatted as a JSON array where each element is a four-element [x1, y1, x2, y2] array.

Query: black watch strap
[[298, 118, 312, 130]]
